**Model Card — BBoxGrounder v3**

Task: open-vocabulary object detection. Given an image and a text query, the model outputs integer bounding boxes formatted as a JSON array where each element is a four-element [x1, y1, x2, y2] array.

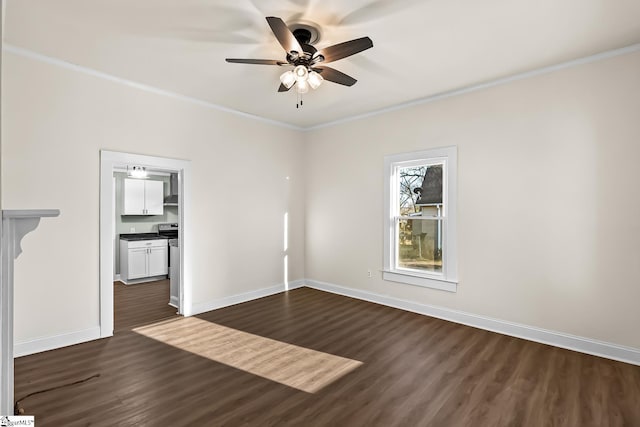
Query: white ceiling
[[5, 0, 640, 128]]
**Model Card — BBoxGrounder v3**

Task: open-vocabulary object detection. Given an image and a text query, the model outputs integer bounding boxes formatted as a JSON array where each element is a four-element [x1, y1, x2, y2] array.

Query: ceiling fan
[[226, 17, 373, 97]]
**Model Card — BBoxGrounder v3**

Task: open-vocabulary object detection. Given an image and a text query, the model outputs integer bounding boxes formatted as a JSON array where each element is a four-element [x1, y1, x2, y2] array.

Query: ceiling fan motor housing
[[293, 28, 313, 45], [287, 28, 319, 65]]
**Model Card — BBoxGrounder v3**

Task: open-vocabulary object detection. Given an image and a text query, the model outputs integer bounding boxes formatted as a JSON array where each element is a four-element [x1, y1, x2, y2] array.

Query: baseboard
[[14, 327, 102, 358], [304, 279, 640, 366], [287, 279, 306, 291], [21, 279, 635, 367], [190, 279, 305, 316], [114, 274, 121, 282], [119, 275, 167, 285], [13, 280, 306, 357]]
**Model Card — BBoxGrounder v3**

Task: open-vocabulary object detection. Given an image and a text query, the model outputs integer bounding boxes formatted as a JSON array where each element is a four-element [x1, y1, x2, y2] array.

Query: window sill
[[382, 270, 457, 293]]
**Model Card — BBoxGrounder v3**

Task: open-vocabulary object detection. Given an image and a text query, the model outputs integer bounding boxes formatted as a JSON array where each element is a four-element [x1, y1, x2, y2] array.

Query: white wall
[[3, 38, 640, 355], [2, 52, 305, 344], [304, 51, 640, 349]]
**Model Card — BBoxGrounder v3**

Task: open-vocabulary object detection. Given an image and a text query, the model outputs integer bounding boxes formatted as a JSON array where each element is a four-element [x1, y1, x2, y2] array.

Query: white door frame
[[99, 150, 193, 338]]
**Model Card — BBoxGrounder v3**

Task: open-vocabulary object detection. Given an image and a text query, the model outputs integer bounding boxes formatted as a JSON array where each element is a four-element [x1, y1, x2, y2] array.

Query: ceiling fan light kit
[[307, 71, 324, 89], [280, 70, 296, 89], [297, 80, 310, 94], [226, 16, 373, 107]]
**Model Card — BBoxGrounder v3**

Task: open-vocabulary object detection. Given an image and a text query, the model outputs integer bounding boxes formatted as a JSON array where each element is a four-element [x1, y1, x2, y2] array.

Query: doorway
[[99, 150, 192, 338]]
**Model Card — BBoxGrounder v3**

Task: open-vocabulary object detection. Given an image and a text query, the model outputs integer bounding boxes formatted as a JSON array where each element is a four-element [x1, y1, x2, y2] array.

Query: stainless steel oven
[[158, 223, 179, 308]]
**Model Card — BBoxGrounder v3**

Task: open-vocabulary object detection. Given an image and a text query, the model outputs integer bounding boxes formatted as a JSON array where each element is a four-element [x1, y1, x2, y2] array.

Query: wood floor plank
[[14, 283, 640, 426]]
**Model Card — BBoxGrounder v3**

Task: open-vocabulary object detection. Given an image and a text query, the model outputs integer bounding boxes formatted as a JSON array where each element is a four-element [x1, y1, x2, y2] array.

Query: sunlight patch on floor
[[133, 317, 362, 393]]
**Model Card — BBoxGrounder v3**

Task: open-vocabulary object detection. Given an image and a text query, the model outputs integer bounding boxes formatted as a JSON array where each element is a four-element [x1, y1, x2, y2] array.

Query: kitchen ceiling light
[[128, 165, 147, 179]]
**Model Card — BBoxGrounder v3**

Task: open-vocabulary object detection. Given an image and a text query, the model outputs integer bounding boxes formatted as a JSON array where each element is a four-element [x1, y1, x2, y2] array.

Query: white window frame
[[383, 146, 458, 292]]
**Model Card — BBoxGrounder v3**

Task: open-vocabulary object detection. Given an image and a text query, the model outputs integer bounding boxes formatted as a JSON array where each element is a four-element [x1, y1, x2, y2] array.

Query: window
[[383, 146, 458, 292]]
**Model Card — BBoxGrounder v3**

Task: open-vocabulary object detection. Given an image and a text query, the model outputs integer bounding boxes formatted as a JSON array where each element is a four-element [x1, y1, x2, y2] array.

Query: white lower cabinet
[[127, 248, 149, 279], [120, 239, 168, 283], [147, 245, 168, 277]]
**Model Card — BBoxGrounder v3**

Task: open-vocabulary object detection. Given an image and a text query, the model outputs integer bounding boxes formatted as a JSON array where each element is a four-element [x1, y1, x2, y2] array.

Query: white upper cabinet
[[123, 179, 145, 214], [143, 180, 164, 215], [123, 179, 164, 215]]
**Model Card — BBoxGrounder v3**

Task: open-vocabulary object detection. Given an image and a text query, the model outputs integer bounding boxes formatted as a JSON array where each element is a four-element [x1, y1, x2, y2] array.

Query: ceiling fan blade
[[278, 82, 293, 92], [266, 16, 303, 54], [225, 58, 287, 65], [313, 66, 357, 86], [316, 37, 373, 63]]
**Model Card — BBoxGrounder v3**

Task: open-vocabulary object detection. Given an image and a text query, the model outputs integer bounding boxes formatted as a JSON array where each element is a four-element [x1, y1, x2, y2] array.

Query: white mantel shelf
[[1, 209, 60, 415], [3, 210, 60, 218]]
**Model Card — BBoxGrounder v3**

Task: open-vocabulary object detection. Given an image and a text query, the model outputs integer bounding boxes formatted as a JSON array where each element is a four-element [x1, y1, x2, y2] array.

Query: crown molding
[[2, 44, 304, 132], [306, 43, 640, 131], [4, 42, 640, 132]]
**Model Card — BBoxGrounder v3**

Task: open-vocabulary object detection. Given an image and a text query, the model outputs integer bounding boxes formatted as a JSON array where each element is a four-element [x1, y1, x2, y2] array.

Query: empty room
[[1, 0, 640, 425]]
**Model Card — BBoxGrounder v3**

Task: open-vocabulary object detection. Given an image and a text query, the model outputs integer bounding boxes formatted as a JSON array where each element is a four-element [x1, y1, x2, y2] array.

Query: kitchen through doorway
[[99, 151, 192, 339], [113, 168, 180, 332]]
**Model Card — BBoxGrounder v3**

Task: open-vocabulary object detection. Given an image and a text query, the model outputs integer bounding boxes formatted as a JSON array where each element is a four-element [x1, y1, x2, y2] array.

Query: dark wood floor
[[15, 283, 640, 426], [113, 279, 176, 332]]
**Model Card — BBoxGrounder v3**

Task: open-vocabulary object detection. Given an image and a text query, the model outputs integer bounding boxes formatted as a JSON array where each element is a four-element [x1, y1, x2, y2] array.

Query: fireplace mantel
[[1, 209, 60, 415]]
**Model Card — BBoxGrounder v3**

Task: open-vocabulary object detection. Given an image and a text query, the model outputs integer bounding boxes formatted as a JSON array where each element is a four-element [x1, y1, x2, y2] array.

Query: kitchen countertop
[[119, 233, 169, 241]]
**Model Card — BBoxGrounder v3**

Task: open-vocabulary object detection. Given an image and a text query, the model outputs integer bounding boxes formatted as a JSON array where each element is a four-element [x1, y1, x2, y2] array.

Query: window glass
[[397, 163, 444, 274], [397, 218, 443, 273], [398, 166, 427, 215]]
